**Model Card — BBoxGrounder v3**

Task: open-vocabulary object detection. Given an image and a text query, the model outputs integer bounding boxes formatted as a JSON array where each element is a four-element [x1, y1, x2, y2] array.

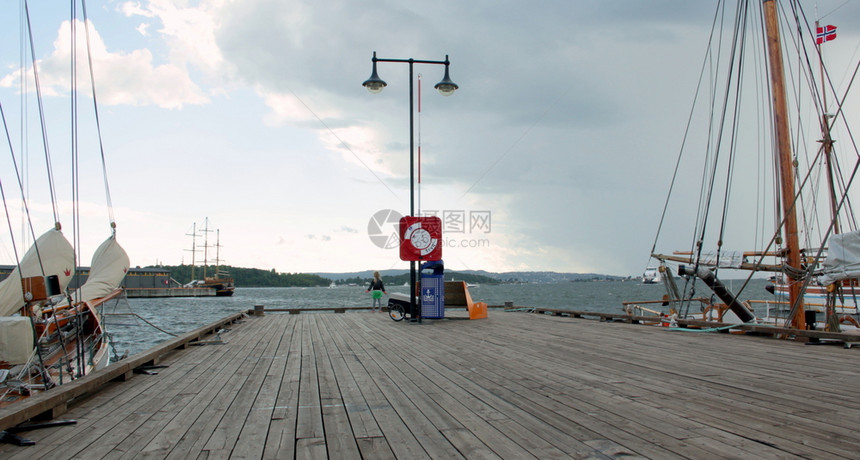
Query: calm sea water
[[103, 278, 771, 358]]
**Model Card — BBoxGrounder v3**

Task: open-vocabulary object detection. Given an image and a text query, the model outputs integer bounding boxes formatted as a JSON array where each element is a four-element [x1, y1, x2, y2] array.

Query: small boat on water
[[624, 0, 860, 333], [641, 266, 661, 284], [0, 6, 130, 412]]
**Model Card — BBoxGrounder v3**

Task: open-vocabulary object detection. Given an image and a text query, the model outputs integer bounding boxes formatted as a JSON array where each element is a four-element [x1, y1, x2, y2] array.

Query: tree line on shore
[[152, 265, 330, 287], [149, 265, 499, 288], [333, 271, 497, 287]]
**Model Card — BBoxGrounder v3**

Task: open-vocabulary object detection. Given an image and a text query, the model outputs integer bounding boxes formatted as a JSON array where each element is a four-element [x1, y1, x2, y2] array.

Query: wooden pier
[[125, 287, 215, 298], [2, 309, 860, 458]]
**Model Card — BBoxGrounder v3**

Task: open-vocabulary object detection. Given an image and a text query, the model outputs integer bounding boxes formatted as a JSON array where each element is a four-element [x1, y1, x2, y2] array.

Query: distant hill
[[142, 264, 625, 288], [318, 270, 498, 287], [460, 270, 625, 283], [314, 270, 407, 281], [314, 270, 624, 284], [145, 265, 331, 287]]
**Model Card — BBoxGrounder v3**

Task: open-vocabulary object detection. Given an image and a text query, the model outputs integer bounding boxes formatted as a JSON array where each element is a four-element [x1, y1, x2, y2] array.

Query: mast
[[186, 222, 197, 281], [816, 19, 840, 235], [202, 217, 211, 279], [763, 0, 805, 329], [215, 229, 221, 277]]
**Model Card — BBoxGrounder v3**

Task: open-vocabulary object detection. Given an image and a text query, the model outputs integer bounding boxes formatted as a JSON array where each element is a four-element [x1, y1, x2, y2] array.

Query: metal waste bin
[[420, 260, 445, 319]]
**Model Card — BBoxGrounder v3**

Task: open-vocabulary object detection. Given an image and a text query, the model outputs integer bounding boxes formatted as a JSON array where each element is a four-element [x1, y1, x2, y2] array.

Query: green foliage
[[146, 265, 499, 288], [149, 264, 332, 287], [332, 271, 498, 287]]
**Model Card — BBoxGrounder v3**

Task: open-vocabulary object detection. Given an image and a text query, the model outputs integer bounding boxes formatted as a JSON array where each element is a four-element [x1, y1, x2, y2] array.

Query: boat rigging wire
[[0, 105, 25, 272], [23, 0, 60, 227], [647, 0, 729, 316], [648, 0, 724, 263], [649, 0, 860, 325], [71, 0, 82, 300], [712, 0, 753, 273], [286, 86, 401, 203], [104, 312, 179, 337], [81, 0, 117, 230]]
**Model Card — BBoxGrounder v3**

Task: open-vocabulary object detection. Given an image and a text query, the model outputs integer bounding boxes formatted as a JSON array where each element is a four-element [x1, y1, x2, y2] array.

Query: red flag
[[816, 25, 837, 44]]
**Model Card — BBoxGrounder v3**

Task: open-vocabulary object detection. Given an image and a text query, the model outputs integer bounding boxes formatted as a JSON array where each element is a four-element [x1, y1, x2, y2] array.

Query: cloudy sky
[[1, 0, 859, 277]]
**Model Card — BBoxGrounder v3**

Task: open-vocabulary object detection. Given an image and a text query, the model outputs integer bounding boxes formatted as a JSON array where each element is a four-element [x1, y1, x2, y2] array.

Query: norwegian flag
[[816, 25, 837, 44]]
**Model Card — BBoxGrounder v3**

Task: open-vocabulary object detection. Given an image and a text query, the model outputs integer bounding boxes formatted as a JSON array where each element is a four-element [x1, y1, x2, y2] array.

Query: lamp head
[[434, 58, 458, 96], [363, 52, 387, 94]]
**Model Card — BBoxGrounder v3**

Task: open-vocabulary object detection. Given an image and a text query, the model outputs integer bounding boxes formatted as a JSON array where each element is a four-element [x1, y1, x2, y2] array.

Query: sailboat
[[185, 219, 235, 296], [0, 4, 130, 409], [629, 0, 860, 333]]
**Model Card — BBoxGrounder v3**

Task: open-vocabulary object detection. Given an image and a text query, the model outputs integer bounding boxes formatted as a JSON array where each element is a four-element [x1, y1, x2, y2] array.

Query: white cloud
[[1, 19, 207, 109], [4, 0, 859, 277], [123, 0, 234, 85], [119, 1, 156, 18]]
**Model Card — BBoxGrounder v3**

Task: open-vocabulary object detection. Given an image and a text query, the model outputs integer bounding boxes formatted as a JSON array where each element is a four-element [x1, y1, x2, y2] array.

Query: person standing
[[365, 271, 387, 312]]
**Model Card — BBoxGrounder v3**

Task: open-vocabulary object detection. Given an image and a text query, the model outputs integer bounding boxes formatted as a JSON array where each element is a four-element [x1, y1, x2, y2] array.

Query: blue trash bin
[[420, 260, 445, 319]]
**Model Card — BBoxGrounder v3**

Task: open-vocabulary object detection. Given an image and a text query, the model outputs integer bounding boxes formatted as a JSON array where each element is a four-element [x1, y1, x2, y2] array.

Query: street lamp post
[[363, 51, 458, 323]]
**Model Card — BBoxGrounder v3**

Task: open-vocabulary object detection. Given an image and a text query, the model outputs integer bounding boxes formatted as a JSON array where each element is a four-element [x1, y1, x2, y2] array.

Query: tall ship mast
[[630, 0, 859, 334]]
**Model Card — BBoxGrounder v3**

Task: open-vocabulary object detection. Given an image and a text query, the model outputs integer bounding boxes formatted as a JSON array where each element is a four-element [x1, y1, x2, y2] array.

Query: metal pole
[[408, 60, 421, 323], [364, 53, 455, 325]]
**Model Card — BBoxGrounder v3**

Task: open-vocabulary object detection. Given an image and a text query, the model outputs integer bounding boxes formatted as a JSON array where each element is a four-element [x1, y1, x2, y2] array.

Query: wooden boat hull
[[0, 289, 120, 408]]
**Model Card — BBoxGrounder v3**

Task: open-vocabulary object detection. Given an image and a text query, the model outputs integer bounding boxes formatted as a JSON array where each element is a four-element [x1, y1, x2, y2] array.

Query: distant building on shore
[[0, 265, 172, 289]]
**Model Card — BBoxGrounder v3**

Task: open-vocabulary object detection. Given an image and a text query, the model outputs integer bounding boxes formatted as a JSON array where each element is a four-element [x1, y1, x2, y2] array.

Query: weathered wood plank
[[16, 320, 250, 459], [194, 316, 286, 459], [0, 313, 246, 433], [106, 316, 279, 459], [309, 316, 361, 459], [2, 310, 860, 459], [262, 316, 303, 460], [294, 319, 324, 458], [316, 315, 384, 441], [228, 317, 297, 459], [333, 315, 532, 459], [158, 315, 284, 460]]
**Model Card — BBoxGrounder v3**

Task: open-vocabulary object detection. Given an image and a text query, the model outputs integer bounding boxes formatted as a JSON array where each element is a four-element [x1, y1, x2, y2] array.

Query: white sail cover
[[0, 229, 75, 317], [65, 235, 130, 304], [697, 250, 744, 268], [819, 230, 860, 286]]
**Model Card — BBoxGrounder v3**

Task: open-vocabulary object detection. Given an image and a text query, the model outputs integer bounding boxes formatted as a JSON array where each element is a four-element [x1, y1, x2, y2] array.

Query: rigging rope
[[0, 104, 26, 273], [0, 99, 48, 279], [81, 0, 117, 231], [648, 0, 860, 323], [24, 0, 60, 227], [71, 0, 83, 302], [104, 312, 178, 337], [648, 0, 725, 267]]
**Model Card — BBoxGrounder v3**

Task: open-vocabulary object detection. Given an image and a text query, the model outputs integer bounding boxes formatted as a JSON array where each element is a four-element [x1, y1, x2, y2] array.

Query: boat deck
[[2, 309, 860, 459]]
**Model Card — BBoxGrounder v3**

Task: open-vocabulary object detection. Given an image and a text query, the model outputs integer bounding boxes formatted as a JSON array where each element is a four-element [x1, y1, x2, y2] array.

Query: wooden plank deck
[[2, 309, 860, 459]]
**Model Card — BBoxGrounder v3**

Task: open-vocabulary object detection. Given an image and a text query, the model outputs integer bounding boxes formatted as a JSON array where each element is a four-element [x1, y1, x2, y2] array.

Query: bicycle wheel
[[388, 304, 404, 321]]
